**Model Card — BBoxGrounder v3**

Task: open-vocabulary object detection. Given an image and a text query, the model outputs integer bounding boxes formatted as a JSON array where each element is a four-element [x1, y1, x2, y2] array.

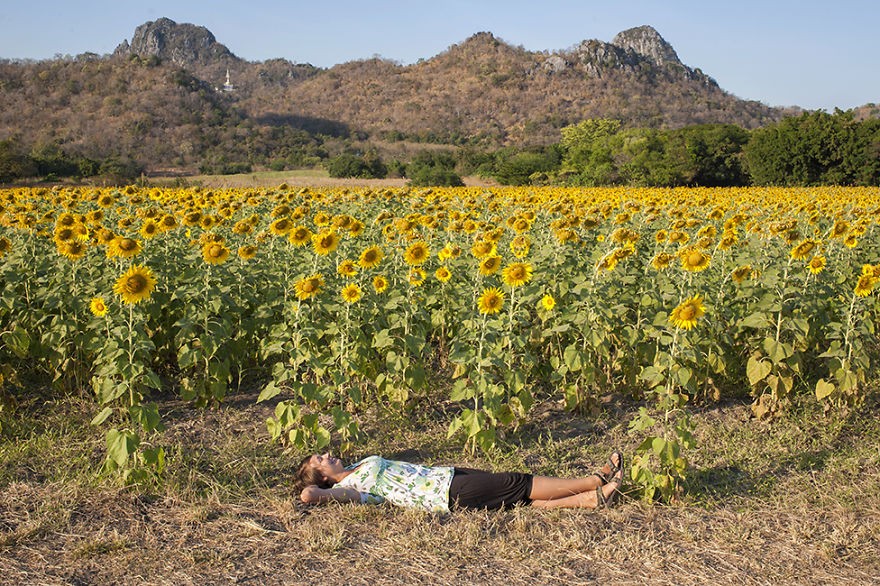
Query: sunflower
[[510, 234, 531, 258], [238, 245, 258, 260], [844, 234, 859, 249], [697, 225, 717, 239], [202, 241, 230, 264], [56, 212, 77, 227], [502, 262, 533, 287], [359, 245, 384, 269], [341, 283, 362, 304], [790, 239, 819, 260], [159, 214, 178, 231], [108, 236, 142, 259], [96, 228, 116, 246], [540, 294, 556, 311], [312, 231, 340, 255], [288, 226, 312, 247], [511, 217, 531, 233], [830, 220, 850, 238], [731, 265, 753, 284], [89, 296, 108, 317], [435, 266, 452, 282], [348, 220, 365, 237], [295, 273, 324, 300], [58, 240, 88, 261], [679, 247, 711, 272], [854, 274, 879, 297], [654, 230, 669, 243], [477, 288, 505, 315], [113, 265, 157, 305], [651, 252, 674, 270], [438, 243, 461, 261], [408, 268, 427, 287], [232, 219, 253, 235], [471, 239, 495, 259], [610, 228, 638, 245], [595, 252, 618, 273], [271, 204, 291, 218], [338, 259, 358, 277], [807, 255, 826, 275], [270, 217, 293, 236], [862, 264, 880, 279], [403, 241, 430, 266], [669, 295, 706, 331], [668, 230, 689, 244], [612, 246, 635, 261], [0, 237, 11, 257], [53, 226, 76, 244], [372, 275, 389, 293], [199, 215, 217, 230], [97, 194, 116, 208], [555, 228, 578, 244], [479, 255, 502, 276], [140, 219, 160, 239]]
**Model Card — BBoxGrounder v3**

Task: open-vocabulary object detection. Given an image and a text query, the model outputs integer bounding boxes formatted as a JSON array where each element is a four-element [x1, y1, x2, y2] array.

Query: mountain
[[0, 18, 795, 174], [114, 17, 241, 67], [112, 20, 785, 144]]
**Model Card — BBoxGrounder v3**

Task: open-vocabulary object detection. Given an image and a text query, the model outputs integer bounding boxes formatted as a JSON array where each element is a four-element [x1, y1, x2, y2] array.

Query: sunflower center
[[119, 239, 136, 251], [686, 251, 703, 266], [125, 274, 147, 294], [680, 305, 696, 320]]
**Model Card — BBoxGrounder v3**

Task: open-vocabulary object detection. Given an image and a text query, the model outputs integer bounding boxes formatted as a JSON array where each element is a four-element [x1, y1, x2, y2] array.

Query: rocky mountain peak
[[611, 25, 682, 67], [114, 17, 239, 66]]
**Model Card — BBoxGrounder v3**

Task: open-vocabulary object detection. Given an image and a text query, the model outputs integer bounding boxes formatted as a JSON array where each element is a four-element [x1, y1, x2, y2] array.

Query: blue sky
[[1, 0, 877, 111]]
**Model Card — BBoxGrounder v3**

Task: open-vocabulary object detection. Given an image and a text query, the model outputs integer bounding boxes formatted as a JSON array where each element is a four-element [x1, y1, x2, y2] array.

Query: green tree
[[406, 151, 464, 187], [0, 139, 37, 183], [326, 152, 387, 179], [744, 110, 879, 186], [492, 147, 560, 185], [559, 119, 622, 185]]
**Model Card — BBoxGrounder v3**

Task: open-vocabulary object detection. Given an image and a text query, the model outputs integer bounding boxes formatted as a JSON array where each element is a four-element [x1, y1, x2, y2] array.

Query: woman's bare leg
[[528, 451, 622, 509], [531, 474, 621, 509], [528, 475, 603, 500]]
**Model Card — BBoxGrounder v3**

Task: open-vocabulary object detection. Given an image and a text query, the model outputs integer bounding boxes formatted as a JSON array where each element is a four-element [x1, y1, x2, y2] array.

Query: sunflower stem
[[842, 291, 859, 370], [775, 258, 792, 343]]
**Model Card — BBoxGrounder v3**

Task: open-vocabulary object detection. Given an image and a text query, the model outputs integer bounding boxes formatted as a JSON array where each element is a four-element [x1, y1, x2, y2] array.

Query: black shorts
[[447, 467, 534, 510]]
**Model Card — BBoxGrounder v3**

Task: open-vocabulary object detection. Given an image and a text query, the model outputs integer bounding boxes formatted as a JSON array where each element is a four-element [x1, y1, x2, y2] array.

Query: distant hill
[[0, 18, 808, 173]]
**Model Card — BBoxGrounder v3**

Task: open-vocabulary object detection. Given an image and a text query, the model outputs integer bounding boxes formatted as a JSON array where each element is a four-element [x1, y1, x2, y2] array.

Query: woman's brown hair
[[294, 454, 334, 492]]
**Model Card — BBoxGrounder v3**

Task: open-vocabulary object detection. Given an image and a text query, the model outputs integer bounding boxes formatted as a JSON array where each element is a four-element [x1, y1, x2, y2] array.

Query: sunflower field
[[1, 184, 878, 498]]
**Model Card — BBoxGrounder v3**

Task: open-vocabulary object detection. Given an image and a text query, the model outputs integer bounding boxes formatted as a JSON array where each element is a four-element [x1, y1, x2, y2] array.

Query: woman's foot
[[592, 449, 623, 485], [593, 451, 624, 509]]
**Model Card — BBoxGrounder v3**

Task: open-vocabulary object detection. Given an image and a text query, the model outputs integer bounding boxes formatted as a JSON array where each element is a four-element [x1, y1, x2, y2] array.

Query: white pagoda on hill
[[221, 69, 234, 92]]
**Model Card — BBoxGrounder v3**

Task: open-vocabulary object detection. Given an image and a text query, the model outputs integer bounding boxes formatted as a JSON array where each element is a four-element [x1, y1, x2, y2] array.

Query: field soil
[[152, 169, 498, 189], [1, 391, 878, 586]]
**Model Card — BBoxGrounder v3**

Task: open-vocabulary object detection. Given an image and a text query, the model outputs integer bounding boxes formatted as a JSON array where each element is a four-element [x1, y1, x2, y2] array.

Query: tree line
[[489, 110, 880, 187], [323, 109, 880, 187], [2, 109, 878, 187]]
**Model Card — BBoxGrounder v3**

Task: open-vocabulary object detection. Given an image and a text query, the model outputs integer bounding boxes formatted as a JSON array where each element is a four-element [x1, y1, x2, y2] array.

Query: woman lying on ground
[[294, 450, 624, 513]]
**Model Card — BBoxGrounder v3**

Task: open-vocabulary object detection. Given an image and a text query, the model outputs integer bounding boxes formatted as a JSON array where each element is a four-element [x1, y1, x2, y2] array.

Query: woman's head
[[294, 453, 344, 491]]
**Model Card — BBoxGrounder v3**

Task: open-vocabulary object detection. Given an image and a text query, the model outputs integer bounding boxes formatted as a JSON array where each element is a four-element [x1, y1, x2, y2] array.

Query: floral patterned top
[[335, 456, 455, 513]]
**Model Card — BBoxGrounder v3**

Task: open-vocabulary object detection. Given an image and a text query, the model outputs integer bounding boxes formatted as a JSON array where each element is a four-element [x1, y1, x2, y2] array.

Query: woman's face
[[309, 452, 344, 481]]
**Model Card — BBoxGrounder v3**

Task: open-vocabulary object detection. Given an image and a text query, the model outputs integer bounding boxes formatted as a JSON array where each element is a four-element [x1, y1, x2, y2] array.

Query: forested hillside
[[0, 19, 792, 177]]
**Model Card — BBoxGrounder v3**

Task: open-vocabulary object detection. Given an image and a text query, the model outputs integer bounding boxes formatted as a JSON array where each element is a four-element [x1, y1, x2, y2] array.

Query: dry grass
[[149, 169, 497, 189], [1, 392, 878, 585]]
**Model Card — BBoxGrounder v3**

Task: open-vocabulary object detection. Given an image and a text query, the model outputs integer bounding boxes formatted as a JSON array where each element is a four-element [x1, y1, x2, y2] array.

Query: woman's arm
[[300, 485, 368, 505]]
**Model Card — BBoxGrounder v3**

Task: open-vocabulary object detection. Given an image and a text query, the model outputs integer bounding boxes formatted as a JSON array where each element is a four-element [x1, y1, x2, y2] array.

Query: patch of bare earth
[[1, 398, 878, 585]]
